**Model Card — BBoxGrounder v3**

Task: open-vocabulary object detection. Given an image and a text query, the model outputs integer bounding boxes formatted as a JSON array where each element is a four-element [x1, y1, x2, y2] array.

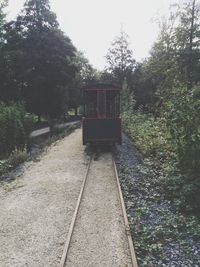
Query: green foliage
[[8, 148, 29, 168], [0, 103, 34, 158], [120, 81, 136, 114], [1, 0, 78, 119], [0, 159, 11, 176], [119, 159, 200, 266], [106, 29, 136, 87], [68, 51, 100, 111], [122, 104, 200, 213], [132, 1, 200, 110], [120, 0, 200, 214], [162, 84, 200, 211], [0, 0, 7, 35], [0, 149, 29, 177], [164, 85, 200, 173], [122, 111, 171, 160]]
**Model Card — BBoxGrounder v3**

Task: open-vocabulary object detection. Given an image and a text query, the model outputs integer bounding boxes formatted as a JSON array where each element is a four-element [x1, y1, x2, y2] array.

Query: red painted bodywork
[[83, 85, 121, 145]]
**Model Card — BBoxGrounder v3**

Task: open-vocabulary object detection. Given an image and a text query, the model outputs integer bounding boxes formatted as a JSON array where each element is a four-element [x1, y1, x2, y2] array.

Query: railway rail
[[59, 152, 138, 267]]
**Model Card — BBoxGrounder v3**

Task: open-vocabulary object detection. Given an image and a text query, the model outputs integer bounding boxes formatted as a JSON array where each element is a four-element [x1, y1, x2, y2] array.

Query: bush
[[0, 160, 11, 176], [162, 85, 200, 211], [8, 148, 29, 168], [122, 111, 172, 161], [164, 85, 200, 175], [0, 103, 34, 158]]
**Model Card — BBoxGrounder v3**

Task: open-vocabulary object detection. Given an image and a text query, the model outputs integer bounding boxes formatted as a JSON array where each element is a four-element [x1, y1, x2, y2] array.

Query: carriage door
[[97, 90, 106, 118]]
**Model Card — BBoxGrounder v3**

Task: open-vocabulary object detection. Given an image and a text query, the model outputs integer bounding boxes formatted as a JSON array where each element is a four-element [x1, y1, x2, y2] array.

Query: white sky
[[7, 0, 180, 70]]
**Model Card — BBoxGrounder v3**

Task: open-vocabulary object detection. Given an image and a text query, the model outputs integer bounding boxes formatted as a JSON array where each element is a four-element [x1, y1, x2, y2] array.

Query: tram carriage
[[82, 83, 121, 145]]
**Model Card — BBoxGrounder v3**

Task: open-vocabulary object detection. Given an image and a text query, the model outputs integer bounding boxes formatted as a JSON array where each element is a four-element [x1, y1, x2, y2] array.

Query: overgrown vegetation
[[122, 94, 200, 214], [111, 8, 200, 256], [0, 103, 33, 158], [118, 157, 200, 266], [120, 86, 200, 266]]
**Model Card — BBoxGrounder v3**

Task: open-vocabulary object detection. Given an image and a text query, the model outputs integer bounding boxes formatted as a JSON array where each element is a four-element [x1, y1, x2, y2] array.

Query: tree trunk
[[74, 107, 78, 116], [38, 115, 41, 123]]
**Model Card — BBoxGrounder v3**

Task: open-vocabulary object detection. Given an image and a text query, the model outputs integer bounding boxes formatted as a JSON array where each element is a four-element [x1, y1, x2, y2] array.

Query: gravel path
[[0, 129, 89, 267], [66, 152, 132, 267]]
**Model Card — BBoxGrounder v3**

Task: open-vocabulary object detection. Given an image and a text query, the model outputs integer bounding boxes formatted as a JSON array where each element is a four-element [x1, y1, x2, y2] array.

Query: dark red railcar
[[82, 83, 121, 145]]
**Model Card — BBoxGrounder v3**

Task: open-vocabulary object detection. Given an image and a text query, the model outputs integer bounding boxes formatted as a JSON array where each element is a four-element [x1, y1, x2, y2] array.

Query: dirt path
[[0, 129, 89, 267], [65, 153, 132, 267]]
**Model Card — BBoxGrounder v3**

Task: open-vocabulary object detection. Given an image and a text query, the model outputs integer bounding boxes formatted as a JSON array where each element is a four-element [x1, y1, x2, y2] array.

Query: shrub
[[164, 85, 200, 175], [8, 148, 29, 168], [0, 103, 34, 158], [122, 85, 200, 213], [122, 111, 172, 161], [0, 160, 11, 176]]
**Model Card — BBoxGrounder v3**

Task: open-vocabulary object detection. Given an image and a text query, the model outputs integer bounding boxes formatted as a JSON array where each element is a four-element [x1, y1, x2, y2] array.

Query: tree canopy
[[1, 0, 78, 119], [105, 30, 136, 87]]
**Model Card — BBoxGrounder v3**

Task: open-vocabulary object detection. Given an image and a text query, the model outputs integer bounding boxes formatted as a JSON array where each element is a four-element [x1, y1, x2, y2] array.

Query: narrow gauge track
[[59, 152, 138, 267]]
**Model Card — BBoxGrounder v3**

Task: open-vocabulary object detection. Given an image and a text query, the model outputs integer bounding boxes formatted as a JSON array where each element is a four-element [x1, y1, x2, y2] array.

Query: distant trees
[[68, 51, 100, 115], [0, 0, 9, 101], [145, 0, 200, 95], [0, 0, 7, 41], [174, 0, 200, 85], [127, 0, 200, 111], [105, 30, 136, 88]]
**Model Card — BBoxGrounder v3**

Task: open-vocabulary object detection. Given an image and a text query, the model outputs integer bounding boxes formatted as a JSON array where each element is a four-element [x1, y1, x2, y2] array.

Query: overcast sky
[[7, 0, 180, 70]]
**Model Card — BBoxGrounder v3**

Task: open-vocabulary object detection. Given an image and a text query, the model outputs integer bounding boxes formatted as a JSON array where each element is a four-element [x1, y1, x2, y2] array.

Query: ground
[[114, 134, 200, 267], [0, 129, 132, 267], [0, 129, 89, 267]]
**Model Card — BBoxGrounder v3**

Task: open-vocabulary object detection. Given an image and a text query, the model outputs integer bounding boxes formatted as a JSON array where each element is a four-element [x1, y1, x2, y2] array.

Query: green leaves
[[0, 103, 33, 158], [1, 0, 78, 119], [165, 85, 200, 175], [105, 29, 136, 87]]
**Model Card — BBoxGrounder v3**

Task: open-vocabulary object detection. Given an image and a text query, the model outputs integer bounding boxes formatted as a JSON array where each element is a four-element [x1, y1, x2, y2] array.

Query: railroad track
[[59, 152, 138, 267]]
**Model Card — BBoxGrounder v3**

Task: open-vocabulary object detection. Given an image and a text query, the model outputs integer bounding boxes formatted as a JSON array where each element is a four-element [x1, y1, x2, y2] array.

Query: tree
[[147, 0, 200, 93], [174, 0, 200, 85], [0, 0, 10, 102], [0, 0, 7, 42], [68, 51, 100, 115], [105, 30, 136, 87], [130, 62, 157, 108], [132, 2, 200, 111], [2, 0, 77, 120]]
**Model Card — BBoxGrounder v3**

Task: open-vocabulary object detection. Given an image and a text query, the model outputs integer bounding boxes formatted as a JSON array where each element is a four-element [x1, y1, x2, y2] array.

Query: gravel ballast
[[66, 152, 132, 267], [114, 134, 200, 267]]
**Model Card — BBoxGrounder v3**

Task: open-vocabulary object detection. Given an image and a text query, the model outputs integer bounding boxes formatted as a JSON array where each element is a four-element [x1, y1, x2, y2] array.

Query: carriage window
[[84, 91, 97, 117], [106, 91, 120, 118], [98, 91, 105, 118]]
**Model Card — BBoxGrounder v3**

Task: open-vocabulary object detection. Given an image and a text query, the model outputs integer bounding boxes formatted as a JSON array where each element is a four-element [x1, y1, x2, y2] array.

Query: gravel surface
[[114, 134, 200, 267], [66, 152, 132, 267], [0, 129, 89, 267]]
